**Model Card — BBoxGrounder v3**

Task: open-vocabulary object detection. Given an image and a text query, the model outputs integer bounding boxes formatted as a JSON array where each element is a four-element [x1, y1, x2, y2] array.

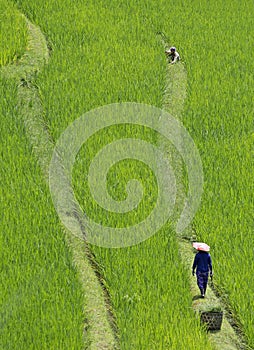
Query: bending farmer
[[192, 250, 213, 298], [165, 46, 180, 64]]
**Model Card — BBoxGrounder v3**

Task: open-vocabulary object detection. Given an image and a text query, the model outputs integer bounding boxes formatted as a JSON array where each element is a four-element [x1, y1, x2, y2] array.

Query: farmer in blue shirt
[[192, 250, 213, 298]]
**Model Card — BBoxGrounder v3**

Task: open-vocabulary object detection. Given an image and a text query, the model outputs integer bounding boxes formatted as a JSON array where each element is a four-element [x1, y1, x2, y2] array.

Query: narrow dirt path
[[161, 37, 246, 350], [1, 16, 118, 350]]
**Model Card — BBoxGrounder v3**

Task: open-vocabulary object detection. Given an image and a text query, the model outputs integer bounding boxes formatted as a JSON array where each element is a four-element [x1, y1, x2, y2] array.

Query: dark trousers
[[196, 271, 209, 294]]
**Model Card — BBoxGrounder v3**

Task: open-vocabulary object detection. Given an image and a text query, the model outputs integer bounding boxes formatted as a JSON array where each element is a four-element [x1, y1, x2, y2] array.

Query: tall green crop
[[9, 0, 254, 348], [0, 0, 27, 66], [175, 0, 254, 346], [12, 0, 214, 349], [0, 78, 84, 348]]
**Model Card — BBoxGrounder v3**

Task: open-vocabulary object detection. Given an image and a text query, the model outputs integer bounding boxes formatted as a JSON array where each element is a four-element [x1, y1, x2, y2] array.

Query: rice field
[[0, 78, 85, 349], [0, 3, 85, 348], [1, 0, 254, 349]]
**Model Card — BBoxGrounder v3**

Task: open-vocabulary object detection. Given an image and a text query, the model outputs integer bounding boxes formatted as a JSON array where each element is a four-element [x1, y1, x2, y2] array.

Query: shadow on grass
[[192, 294, 202, 301]]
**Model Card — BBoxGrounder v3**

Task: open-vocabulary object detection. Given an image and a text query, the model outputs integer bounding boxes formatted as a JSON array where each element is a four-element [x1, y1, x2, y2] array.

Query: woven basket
[[200, 311, 223, 331]]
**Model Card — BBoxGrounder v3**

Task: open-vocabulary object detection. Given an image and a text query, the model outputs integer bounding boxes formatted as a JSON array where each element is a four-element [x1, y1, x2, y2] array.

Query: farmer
[[165, 46, 180, 64], [192, 248, 213, 298]]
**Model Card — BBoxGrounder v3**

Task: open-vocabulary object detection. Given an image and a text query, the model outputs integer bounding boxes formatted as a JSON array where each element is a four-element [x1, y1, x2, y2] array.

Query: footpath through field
[[162, 38, 245, 350], [2, 8, 248, 350], [1, 16, 117, 350]]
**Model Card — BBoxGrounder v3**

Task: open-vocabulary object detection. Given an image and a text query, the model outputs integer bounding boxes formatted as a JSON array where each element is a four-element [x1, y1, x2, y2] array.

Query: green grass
[[3, 0, 254, 348], [177, 1, 254, 346], [1, 14, 117, 349], [0, 0, 27, 66], [12, 0, 217, 348], [0, 8, 85, 348], [0, 77, 85, 349]]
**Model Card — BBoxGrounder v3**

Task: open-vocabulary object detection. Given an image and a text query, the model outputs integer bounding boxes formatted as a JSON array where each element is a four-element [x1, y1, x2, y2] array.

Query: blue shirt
[[192, 251, 212, 273]]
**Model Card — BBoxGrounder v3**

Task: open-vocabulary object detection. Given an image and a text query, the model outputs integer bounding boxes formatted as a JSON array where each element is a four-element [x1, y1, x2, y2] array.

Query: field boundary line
[[1, 16, 118, 350], [161, 34, 246, 350]]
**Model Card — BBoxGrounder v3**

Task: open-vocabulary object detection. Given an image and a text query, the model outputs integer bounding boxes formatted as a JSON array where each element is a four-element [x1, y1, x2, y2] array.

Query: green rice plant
[[11, 0, 215, 348], [0, 0, 27, 66], [7, 0, 254, 348], [175, 0, 254, 346], [0, 77, 85, 348]]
